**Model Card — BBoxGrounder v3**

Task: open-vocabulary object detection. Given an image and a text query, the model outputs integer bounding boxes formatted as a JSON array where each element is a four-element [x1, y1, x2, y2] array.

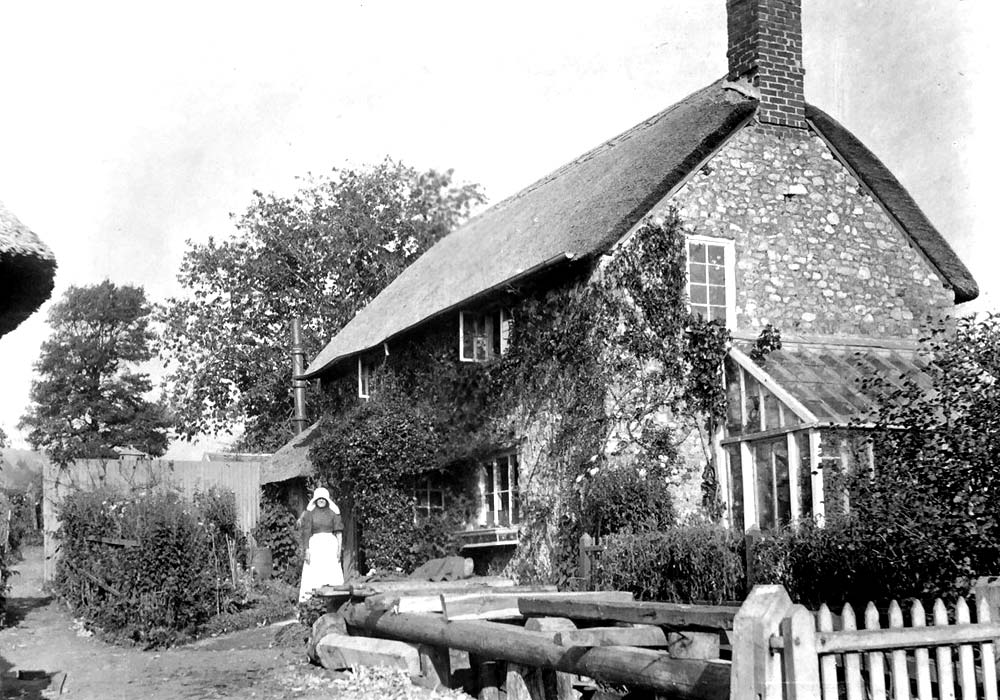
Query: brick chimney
[[727, 0, 806, 129]]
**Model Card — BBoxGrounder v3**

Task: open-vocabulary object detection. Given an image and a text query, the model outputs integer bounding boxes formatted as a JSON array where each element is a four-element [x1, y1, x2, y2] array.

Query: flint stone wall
[[664, 123, 954, 338]]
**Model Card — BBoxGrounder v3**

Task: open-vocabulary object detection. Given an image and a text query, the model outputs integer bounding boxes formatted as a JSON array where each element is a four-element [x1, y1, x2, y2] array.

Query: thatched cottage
[[274, 0, 977, 572]]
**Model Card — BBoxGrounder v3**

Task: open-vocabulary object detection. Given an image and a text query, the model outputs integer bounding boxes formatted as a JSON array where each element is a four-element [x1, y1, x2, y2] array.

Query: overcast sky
[[0, 1, 996, 457]]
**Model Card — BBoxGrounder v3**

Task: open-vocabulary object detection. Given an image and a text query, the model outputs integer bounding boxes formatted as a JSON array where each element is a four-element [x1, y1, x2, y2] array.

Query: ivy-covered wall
[[309, 214, 730, 583], [661, 123, 954, 339]]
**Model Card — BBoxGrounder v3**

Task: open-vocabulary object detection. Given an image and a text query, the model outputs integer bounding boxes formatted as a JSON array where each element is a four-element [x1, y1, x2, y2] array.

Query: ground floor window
[[413, 476, 446, 521], [481, 452, 519, 528]]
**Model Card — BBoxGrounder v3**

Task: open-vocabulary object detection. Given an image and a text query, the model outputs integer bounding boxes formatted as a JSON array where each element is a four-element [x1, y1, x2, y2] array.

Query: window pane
[[707, 245, 726, 265], [690, 286, 707, 304], [708, 286, 726, 305], [689, 263, 707, 284], [462, 315, 475, 359], [691, 304, 708, 319], [745, 377, 761, 431], [710, 306, 727, 323], [430, 491, 443, 508], [499, 458, 510, 490], [726, 365, 743, 434], [773, 439, 791, 526], [689, 242, 706, 262], [726, 445, 744, 531], [492, 311, 502, 356], [755, 443, 775, 529], [708, 264, 726, 285], [763, 391, 781, 429], [499, 492, 510, 522]]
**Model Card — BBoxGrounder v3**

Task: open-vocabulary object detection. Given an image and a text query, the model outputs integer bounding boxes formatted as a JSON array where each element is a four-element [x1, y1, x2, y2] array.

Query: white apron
[[298, 531, 344, 602]]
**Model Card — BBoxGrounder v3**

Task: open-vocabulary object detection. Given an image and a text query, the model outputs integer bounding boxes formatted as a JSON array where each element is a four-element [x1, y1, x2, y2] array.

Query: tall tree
[[160, 159, 484, 452], [20, 281, 172, 464]]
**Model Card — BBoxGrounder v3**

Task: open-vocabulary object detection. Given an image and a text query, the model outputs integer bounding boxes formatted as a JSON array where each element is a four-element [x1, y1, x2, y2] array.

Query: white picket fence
[[732, 580, 1000, 700]]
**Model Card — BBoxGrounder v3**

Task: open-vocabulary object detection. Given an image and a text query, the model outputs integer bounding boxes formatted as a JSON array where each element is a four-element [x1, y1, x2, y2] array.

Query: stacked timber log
[[309, 577, 737, 699]]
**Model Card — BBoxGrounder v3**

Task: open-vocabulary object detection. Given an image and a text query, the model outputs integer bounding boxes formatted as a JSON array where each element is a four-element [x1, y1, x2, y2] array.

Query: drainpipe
[[291, 317, 308, 434]]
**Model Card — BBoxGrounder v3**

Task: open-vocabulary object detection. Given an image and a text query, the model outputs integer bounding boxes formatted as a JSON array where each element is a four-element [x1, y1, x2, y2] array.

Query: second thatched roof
[[0, 201, 56, 338]]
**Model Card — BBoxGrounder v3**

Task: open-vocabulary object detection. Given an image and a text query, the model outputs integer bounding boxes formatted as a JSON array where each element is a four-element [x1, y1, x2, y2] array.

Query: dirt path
[[0, 546, 341, 699]]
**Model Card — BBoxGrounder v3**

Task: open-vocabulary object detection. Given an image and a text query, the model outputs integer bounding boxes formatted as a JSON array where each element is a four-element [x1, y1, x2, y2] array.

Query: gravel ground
[[0, 546, 467, 699]]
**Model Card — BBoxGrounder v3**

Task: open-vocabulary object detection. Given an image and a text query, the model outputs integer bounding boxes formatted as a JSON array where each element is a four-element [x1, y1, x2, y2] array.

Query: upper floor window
[[481, 452, 519, 528], [686, 235, 736, 327], [358, 355, 381, 399], [459, 309, 512, 363]]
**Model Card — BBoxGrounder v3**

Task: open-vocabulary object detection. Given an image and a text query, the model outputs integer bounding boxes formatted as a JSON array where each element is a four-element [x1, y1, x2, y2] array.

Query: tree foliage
[[19, 281, 171, 464], [846, 313, 1000, 599], [161, 160, 484, 452]]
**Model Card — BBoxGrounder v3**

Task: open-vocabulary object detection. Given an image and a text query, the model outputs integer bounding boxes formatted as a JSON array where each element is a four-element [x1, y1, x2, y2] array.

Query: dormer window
[[686, 235, 736, 328], [459, 309, 512, 363]]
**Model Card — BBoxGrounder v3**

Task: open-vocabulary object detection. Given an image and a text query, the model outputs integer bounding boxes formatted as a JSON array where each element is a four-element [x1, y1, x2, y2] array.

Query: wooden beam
[[516, 599, 736, 631], [729, 347, 819, 424], [740, 441, 757, 531], [315, 632, 421, 675], [384, 586, 559, 615], [344, 606, 730, 698], [808, 430, 825, 523], [85, 536, 139, 548], [786, 431, 801, 526], [317, 576, 518, 598], [441, 590, 632, 622], [554, 626, 668, 648]]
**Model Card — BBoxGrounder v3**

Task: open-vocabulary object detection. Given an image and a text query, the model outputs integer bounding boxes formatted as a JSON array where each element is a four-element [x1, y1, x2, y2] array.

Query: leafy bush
[[55, 487, 243, 647], [297, 594, 327, 629], [751, 512, 995, 609], [361, 488, 466, 573], [2, 488, 42, 555], [580, 467, 676, 539], [0, 546, 10, 623], [595, 524, 743, 602], [201, 579, 297, 635], [251, 496, 302, 584], [845, 315, 1000, 603]]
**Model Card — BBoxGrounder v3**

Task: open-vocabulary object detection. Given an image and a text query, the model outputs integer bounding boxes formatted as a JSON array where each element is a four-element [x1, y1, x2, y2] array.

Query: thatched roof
[[806, 105, 978, 303], [302, 81, 977, 379], [302, 79, 757, 378], [0, 201, 56, 338], [260, 422, 319, 484]]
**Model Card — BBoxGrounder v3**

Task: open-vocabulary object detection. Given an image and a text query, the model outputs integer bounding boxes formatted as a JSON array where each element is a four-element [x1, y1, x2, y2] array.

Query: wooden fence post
[[974, 576, 1000, 623], [579, 533, 593, 589], [780, 605, 820, 700], [731, 585, 794, 700]]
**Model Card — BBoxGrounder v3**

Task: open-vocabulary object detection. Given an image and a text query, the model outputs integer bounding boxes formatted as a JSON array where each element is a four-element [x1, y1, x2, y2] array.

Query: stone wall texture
[[665, 123, 954, 339]]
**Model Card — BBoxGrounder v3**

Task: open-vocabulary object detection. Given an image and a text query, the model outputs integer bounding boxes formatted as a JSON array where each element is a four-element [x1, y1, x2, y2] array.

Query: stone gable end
[[661, 123, 953, 339]]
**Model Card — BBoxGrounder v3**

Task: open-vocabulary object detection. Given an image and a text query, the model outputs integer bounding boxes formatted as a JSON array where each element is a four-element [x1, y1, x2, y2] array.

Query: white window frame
[[479, 452, 519, 528], [357, 355, 377, 399], [459, 309, 512, 363], [413, 476, 446, 521], [685, 234, 736, 329]]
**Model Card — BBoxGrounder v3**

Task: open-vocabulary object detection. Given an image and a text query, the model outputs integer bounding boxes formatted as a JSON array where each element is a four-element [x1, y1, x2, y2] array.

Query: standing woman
[[298, 486, 344, 602]]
